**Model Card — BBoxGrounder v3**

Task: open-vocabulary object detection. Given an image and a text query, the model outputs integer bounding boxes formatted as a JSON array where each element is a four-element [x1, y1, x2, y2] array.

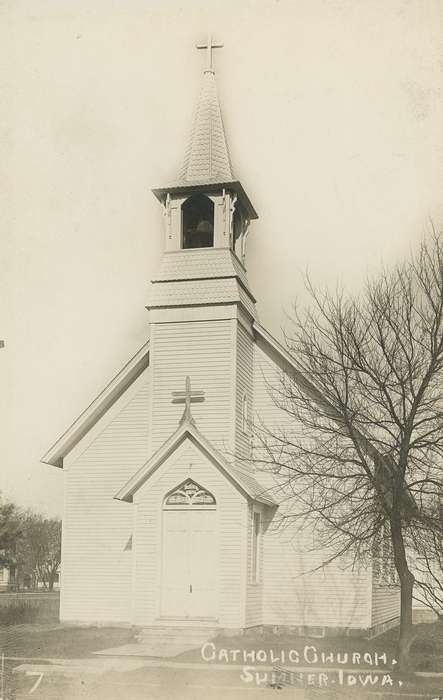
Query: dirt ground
[[0, 621, 442, 700]]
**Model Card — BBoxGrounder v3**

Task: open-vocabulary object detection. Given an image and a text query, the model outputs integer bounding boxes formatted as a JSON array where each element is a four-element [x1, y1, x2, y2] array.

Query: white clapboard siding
[[235, 322, 254, 461], [371, 582, 400, 627], [262, 519, 371, 628], [132, 437, 248, 628], [150, 320, 235, 452], [254, 341, 372, 629], [60, 370, 150, 623]]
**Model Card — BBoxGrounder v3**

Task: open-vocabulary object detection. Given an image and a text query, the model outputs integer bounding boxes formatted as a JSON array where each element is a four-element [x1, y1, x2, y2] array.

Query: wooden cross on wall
[[172, 376, 205, 426], [196, 35, 223, 72]]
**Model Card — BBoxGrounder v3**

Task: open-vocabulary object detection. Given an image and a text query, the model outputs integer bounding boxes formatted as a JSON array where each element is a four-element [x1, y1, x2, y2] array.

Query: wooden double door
[[161, 508, 217, 619]]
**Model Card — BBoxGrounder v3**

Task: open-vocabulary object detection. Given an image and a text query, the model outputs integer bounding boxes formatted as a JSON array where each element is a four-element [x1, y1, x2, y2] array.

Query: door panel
[[161, 509, 216, 618], [188, 510, 217, 618], [161, 511, 189, 616]]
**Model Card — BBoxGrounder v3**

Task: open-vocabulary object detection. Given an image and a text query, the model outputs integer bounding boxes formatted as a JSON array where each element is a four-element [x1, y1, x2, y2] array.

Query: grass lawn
[[385, 620, 443, 673], [0, 592, 59, 625], [0, 621, 442, 698], [0, 624, 136, 659], [0, 620, 442, 672]]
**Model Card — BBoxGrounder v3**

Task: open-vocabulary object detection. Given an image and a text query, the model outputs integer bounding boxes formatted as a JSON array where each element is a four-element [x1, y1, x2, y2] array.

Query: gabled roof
[[253, 321, 377, 449], [179, 69, 233, 184], [114, 418, 276, 506], [41, 341, 150, 468]]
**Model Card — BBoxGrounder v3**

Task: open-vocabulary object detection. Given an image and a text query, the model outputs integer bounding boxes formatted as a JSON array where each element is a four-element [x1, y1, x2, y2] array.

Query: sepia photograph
[[1, 1, 443, 698]]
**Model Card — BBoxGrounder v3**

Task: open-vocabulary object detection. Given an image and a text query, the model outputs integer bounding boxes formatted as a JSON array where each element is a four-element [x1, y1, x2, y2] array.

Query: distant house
[[0, 565, 16, 592], [0, 563, 60, 593]]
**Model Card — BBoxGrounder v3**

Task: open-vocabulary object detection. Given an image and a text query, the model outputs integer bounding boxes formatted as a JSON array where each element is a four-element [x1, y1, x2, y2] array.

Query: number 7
[[26, 671, 44, 695]]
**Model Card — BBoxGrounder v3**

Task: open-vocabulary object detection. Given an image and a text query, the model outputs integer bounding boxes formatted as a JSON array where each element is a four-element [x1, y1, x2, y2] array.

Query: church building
[[42, 40, 400, 638]]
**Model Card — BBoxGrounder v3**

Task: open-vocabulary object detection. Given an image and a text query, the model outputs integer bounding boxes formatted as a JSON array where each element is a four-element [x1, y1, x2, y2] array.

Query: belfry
[[42, 40, 400, 637]]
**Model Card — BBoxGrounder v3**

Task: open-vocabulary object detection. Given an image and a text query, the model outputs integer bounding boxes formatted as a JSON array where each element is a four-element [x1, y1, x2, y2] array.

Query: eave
[[253, 321, 414, 504], [151, 180, 258, 221]]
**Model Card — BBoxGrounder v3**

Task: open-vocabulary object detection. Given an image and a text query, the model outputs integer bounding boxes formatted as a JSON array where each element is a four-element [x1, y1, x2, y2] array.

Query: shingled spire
[[179, 61, 234, 184], [152, 36, 258, 249]]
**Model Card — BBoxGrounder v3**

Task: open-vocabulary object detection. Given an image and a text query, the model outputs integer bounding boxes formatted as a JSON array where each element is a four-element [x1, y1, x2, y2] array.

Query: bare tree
[[411, 504, 443, 620], [254, 232, 443, 670], [16, 512, 61, 591]]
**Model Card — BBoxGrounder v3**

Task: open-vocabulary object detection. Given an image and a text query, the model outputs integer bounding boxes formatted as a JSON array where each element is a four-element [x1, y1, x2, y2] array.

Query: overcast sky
[[1, 0, 443, 517]]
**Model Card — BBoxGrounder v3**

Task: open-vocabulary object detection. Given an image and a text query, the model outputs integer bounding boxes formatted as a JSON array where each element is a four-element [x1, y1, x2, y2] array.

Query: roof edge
[[41, 341, 150, 468], [151, 180, 258, 220], [253, 321, 399, 471], [150, 276, 257, 305], [114, 420, 275, 505]]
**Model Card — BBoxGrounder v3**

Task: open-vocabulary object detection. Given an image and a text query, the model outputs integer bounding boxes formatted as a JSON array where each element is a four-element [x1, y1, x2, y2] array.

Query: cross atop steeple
[[196, 35, 223, 73], [172, 376, 205, 426]]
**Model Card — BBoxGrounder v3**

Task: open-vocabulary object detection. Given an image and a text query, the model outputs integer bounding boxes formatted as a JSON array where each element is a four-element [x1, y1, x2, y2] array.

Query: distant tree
[[16, 513, 61, 591], [254, 232, 443, 670], [39, 518, 61, 591], [0, 497, 22, 568]]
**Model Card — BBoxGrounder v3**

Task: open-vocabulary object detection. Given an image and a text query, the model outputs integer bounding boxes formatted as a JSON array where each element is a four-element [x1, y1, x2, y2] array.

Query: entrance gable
[[115, 420, 275, 506], [131, 433, 248, 627], [133, 434, 243, 507]]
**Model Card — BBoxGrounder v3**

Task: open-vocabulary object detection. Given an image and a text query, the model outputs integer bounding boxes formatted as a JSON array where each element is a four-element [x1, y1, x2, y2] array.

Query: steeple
[[149, 38, 258, 323], [179, 37, 233, 184], [152, 37, 257, 230]]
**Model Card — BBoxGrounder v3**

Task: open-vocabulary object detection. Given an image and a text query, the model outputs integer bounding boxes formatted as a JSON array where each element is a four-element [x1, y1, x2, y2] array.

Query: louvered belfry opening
[[182, 194, 215, 249]]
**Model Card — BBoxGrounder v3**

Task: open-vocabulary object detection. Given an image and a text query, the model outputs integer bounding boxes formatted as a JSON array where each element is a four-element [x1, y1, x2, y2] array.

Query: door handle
[[190, 584, 192, 593]]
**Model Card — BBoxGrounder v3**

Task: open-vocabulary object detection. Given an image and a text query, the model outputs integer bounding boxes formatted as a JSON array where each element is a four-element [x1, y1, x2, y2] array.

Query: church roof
[[41, 317, 396, 482], [179, 68, 233, 184], [114, 418, 276, 506], [41, 341, 150, 468], [253, 322, 402, 472]]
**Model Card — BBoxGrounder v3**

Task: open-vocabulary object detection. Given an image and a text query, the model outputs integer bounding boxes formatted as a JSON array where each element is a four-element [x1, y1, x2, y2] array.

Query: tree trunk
[[390, 515, 415, 670], [397, 568, 414, 668], [47, 565, 58, 592]]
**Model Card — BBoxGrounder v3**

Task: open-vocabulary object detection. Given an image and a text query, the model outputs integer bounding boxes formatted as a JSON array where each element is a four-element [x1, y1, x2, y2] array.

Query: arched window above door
[[164, 479, 216, 507]]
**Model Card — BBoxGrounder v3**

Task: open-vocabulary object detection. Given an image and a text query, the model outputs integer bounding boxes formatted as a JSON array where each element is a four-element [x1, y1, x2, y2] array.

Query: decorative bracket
[[163, 193, 172, 239], [241, 218, 251, 263]]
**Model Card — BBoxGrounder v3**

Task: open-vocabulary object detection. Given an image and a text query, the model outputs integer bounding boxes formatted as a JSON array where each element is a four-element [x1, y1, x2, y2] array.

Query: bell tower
[[152, 36, 257, 260], [147, 38, 258, 459], [149, 36, 258, 320]]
